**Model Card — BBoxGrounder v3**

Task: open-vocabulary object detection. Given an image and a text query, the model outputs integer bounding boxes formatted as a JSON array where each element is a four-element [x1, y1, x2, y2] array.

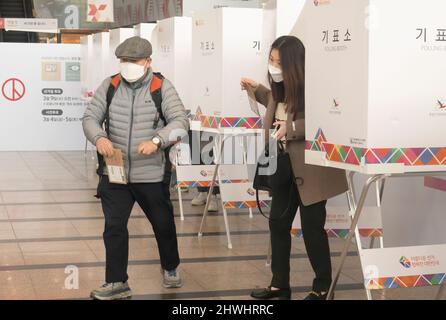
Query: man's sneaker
[[162, 269, 183, 288], [191, 192, 208, 206], [90, 282, 132, 300], [207, 195, 218, 212]]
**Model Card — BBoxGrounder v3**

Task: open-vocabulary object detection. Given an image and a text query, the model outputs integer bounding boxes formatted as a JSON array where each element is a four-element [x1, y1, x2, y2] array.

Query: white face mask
[[268, 64, 283, 83], [119, 62, 146, 83]]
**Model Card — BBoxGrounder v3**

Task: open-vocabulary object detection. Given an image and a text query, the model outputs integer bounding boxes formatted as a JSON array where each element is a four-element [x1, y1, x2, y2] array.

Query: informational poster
[[293, 0, 446, 174], [191, 8, 266, 130], [0, 43, 88, 151]]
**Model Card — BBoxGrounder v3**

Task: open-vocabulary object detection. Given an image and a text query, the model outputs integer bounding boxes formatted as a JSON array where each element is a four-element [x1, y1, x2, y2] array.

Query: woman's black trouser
[[269, 179, 332, 292]]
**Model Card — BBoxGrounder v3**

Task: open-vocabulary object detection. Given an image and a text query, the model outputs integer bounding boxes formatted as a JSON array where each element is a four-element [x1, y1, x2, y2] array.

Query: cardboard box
[[191, 8, 266, 130], [293, 0, 446, 174]]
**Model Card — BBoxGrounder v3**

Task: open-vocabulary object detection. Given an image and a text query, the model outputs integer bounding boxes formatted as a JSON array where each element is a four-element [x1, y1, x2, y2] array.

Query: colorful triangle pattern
[[199, 115, 263, 129], [192, 106, 203, 121], [365, 273, 446, 290], [178, 179, 249, 188], [306, 129, 446, 167], [223, 200, 272, 209]]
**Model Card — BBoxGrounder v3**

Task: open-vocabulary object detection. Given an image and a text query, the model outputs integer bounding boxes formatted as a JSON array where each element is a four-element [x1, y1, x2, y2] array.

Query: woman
[[241, 36, 348, 300]]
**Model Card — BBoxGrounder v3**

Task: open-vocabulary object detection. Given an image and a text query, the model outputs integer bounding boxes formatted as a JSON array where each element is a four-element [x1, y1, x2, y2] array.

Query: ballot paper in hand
[[105, 149, 127, 184], [246, 86, 260, 116]]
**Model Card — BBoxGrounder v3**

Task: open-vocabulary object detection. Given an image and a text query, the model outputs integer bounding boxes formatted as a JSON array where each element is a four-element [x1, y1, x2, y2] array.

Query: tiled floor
[[0, 151, 443, 300]]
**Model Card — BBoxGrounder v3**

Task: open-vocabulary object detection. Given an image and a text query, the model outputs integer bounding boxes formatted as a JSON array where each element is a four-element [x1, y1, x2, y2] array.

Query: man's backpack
[[95, 72, 173, 195]]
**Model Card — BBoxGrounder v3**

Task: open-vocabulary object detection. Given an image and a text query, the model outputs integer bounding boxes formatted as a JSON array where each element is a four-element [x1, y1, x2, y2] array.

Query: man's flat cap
[[115, 36, 152, 59]]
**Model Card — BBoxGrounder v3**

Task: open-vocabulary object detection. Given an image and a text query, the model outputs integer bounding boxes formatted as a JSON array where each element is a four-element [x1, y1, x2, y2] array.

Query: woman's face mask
[[268, 64, 283, 83], [119, 60, 148, 83]]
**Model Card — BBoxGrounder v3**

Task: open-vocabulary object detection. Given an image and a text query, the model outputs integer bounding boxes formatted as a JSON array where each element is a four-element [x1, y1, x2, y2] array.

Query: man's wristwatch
[[152, 136, 162, 150]]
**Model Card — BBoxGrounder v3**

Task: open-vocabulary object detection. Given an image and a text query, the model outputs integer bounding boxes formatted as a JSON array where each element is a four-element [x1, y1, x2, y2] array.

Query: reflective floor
[[0, 151, 443, 300]]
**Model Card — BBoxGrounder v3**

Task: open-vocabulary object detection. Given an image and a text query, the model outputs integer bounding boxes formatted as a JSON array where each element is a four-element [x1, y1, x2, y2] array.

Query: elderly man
[[83, 36, 189, 300]]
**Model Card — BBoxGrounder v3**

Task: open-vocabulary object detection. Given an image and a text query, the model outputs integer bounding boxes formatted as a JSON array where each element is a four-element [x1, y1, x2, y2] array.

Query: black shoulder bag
[[253, 140, 294, 221]]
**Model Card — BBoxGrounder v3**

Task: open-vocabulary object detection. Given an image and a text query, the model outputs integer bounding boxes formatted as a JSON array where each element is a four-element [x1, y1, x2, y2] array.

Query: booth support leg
[[178, 186, 185, 221], [328, 174, 385, 300], [198, 163, 219, 237]]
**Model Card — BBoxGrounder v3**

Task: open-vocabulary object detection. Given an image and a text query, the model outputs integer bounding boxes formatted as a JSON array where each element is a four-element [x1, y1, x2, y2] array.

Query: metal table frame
[[197, 130, 259, 249], [328, 170, 446, 300]]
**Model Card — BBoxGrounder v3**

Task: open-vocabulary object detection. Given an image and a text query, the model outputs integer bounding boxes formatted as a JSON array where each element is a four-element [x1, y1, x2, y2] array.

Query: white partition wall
[[191, 8, 266, 129], [134, 23, 157, 41], [262, 0, 305, 88], [80, 34, 94, 100], [292, 0, 446, 174], [263, 0, 305, 43], [108, 28, 135, 76], [152, 17, 192, 110], [91, 32, 110, 92], [182, 0, 263, 17], [134, 23, 158, 70]]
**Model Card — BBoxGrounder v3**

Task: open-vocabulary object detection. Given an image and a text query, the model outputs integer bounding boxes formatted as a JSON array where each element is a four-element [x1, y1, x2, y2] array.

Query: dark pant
[[99, 176, 180, 283], [197, 186, 220, 195], [269, 179, 331, 292]]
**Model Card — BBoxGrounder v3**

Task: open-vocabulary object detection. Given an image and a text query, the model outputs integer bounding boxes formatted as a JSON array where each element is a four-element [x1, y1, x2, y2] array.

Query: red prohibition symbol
[[2, 78, 26, 102]]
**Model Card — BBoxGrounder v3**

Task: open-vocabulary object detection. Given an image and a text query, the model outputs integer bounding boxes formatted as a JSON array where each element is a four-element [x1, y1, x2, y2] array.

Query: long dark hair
[[268, 36, 305, 115]]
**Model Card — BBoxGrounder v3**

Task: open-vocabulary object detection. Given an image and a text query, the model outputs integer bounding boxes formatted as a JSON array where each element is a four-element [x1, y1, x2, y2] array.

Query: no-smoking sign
[[2, 78, 26, 102]]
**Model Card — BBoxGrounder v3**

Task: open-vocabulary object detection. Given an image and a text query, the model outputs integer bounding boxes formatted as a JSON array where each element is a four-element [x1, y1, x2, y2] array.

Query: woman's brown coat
[[254, 84, 348, 206]]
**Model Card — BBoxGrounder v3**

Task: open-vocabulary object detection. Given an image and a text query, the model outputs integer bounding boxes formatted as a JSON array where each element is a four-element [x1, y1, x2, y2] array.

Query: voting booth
[[191, 8, 266, 130], [108, 28, 134, 76], [262, 0, 305, 56], [134, 23, 158, 70], [176, 163, 271, 249], [80, 35, 94, 99], [151, 17, 192, 110], [292, 0, 446, 299], [91, 32, 110, 92], [134, 23, 157, 42], [293, 0, 446, 175], [177, 8, 268, 249]]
